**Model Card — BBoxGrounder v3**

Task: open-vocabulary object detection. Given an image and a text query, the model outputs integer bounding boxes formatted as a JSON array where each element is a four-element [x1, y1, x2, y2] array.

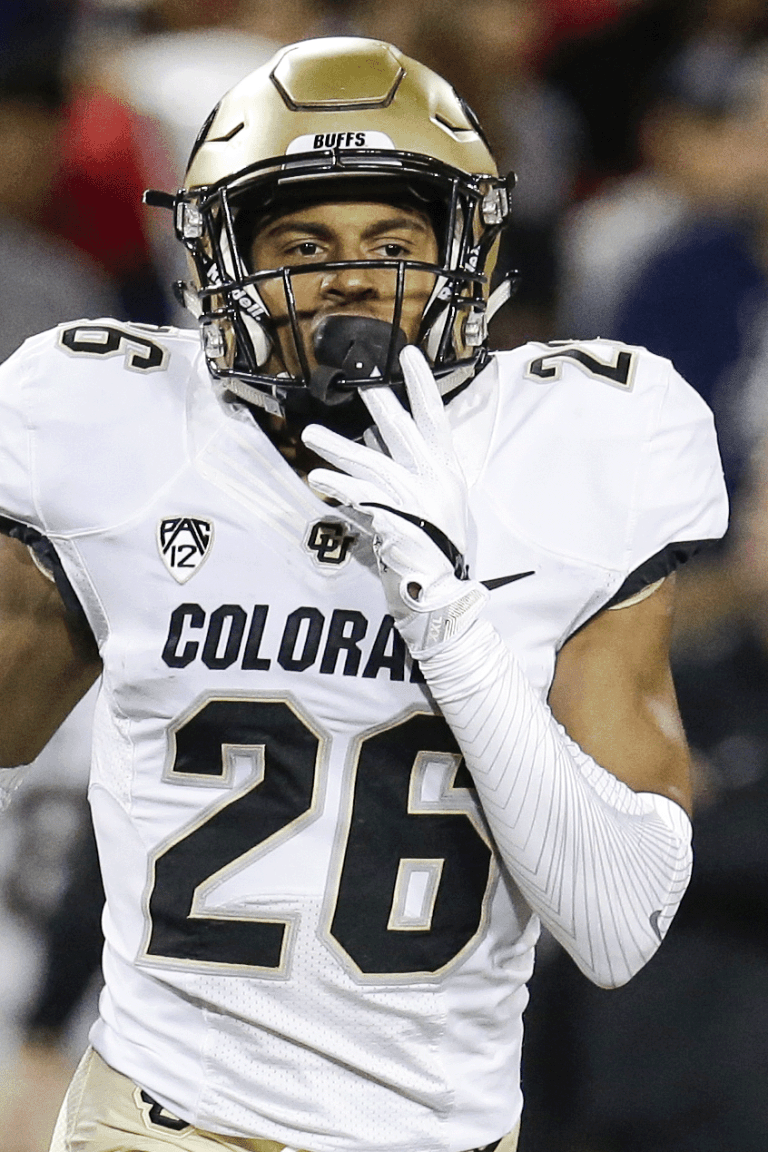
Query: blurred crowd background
[[1, 0, 768, 1149]]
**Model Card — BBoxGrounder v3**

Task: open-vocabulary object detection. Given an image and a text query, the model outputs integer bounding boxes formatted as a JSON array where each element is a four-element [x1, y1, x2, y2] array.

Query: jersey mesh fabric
[[0, 322, 727, 1148]]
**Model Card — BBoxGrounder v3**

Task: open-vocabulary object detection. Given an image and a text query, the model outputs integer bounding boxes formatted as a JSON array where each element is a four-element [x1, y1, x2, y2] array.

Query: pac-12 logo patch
[[158, 516, 213, 583], [305, 519, 356, 567]]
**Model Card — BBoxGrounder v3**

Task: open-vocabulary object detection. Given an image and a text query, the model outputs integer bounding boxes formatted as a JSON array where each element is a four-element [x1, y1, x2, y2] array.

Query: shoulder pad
[[8, 319, 203, 535]]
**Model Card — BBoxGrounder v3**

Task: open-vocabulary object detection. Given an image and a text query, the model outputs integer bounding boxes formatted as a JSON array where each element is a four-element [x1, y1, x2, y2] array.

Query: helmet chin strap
[[486, 272, 519, 323]]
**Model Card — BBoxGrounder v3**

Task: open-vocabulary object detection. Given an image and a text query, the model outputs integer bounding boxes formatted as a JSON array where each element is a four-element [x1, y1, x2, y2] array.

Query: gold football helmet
[[146, 36, 516, 430]]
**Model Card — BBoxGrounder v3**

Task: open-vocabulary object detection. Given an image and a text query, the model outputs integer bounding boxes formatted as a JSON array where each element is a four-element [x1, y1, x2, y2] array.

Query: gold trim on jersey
[[321, 705, 499, 984], [523, 339, 638, 392], [140, 694, 499, 985], [607, 575, 666, 610], [57, 321, 170, 374], [139, 690, 328, 980], [387, 858, 445, 931]]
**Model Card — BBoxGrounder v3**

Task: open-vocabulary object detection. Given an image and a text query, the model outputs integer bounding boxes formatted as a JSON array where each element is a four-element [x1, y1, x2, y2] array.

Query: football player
[[0, 36, 727, 1152]]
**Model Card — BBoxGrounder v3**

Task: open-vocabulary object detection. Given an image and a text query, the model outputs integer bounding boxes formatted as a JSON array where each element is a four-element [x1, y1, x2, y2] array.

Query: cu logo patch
[[135, 1088, 192, 1133], [306, 519, 356, 567], [158, 516, 214, 583]]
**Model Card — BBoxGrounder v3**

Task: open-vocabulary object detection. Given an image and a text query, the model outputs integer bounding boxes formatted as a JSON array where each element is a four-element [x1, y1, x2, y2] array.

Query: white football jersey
[[0, 321, 727, 1151]]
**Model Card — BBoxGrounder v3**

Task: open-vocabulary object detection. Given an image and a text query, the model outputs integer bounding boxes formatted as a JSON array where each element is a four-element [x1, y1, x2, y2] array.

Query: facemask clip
[[480, 172, 516, 226], [463, 310, 487, 347], [201, 321, 226, 359], [177, 200, 204, 241]]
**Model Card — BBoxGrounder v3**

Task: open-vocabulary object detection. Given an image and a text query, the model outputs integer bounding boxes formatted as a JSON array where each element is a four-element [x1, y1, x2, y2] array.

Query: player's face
[[249, 200, 439, 377]]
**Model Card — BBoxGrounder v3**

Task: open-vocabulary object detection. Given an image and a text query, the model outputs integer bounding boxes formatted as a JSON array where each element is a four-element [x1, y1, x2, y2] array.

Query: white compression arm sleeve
[[419, 617, 693, 988]]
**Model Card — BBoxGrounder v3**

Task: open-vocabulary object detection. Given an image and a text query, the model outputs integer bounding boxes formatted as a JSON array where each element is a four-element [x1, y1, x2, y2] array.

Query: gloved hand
[[302, 345, 488, 657]]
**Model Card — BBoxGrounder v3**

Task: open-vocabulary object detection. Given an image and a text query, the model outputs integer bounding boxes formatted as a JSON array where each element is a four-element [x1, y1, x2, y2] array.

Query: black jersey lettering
[[160, 602, 423, 682], [143, 701, 493, 979], [59, 324, 168, 372], [526, 342, 636, 390]]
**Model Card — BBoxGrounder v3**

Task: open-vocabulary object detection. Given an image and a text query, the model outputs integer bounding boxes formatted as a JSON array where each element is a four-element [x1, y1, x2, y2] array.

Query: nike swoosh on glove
[[302, 346, 488, 658]]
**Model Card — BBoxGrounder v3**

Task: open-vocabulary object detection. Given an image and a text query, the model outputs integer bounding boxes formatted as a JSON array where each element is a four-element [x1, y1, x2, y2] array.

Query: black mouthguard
[[309, 316, 406, 404]]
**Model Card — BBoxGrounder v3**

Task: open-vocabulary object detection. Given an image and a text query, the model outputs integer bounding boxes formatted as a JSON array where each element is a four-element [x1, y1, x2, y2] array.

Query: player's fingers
[[306, 468, 391, 511], [302, 422, 405, 491], [360, 384, 425, 472], [399, 346, 454, 465]]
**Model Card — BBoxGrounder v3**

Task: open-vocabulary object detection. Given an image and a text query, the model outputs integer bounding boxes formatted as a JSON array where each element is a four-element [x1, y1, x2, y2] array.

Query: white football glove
[[302, 346, 488, 657]]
